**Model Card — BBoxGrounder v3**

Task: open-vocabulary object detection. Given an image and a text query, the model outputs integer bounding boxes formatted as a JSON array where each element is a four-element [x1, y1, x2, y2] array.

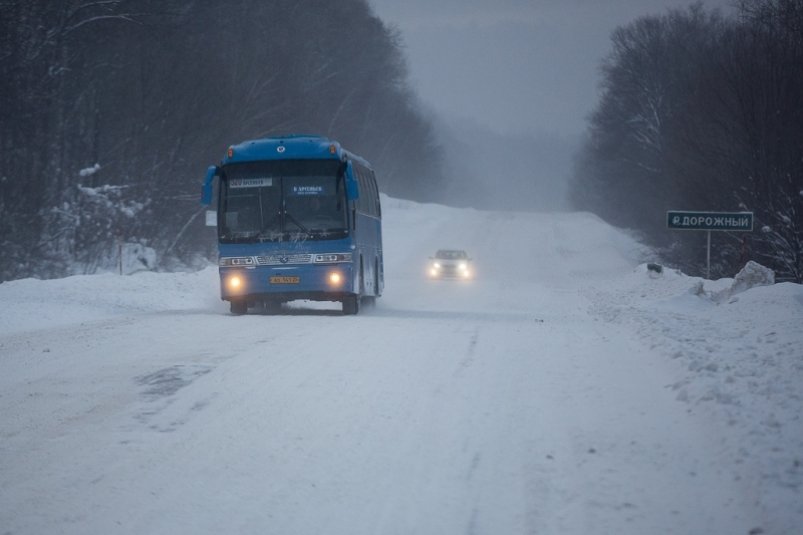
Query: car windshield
[[435, 250, 468, 260]]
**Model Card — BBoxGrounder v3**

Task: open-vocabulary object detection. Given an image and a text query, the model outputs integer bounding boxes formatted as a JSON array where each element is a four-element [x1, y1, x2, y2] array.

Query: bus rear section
[[201, 136, 383, 315]]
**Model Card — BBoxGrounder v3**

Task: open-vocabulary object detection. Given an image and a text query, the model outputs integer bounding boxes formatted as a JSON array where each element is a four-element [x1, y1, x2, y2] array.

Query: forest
[[571, 0, 803, 282], [2, 0, 801, 283], [0, 0, 443, 281]]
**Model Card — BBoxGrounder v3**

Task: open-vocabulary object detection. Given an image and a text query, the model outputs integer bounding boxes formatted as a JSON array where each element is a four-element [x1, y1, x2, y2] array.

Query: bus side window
[[355, 163, 377, 217], [372, 170, 381, 217], [356, 166, 367, 214], [368, 172, 378, 217], [364, 168, 375, 216]]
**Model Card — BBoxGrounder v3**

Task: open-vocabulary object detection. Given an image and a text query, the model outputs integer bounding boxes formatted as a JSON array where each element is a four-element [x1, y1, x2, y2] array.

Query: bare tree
[[0, 0, 444, 281], [571, 1, 802, 281]]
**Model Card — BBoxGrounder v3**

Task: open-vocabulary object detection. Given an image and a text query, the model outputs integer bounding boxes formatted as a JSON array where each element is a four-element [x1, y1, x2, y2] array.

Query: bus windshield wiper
[[221, 231, 261, 243], [257, 232, 282, 242], [284, 211, 308, 233]]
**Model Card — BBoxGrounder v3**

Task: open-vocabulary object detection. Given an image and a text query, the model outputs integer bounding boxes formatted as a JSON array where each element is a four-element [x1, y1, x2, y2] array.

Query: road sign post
[[667, 211, 754, 279]]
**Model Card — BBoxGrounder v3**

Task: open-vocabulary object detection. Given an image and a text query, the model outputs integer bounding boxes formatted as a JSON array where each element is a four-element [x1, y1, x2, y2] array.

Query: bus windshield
[[219, 160, 347, 242]]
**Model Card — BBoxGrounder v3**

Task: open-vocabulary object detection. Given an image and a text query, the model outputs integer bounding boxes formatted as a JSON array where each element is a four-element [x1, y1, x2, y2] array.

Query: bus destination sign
[[667, 211, 754, 232]]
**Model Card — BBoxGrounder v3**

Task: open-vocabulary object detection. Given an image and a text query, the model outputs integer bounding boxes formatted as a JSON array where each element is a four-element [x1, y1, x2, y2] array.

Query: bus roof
[[221, 135, 371, 169]]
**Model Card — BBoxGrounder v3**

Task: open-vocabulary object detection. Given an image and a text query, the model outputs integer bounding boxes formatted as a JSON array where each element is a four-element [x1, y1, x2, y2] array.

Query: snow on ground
[[1, 196, 801, 534], [585, 262, 803, 529]]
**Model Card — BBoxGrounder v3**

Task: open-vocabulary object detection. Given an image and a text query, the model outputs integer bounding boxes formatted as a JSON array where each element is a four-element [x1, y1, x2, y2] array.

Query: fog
[[369, 0, 735, 211]]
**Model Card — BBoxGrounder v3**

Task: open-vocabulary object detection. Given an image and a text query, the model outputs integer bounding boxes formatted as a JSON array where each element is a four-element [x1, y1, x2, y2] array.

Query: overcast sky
[[368, 0, 735, 137]]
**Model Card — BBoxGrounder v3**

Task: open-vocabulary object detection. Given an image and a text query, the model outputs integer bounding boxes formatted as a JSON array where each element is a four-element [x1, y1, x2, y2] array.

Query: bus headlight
[[314, 253, 353, 263], [227, 274, 244, 291], [220, 256, 255, 266], [328, 272, 343, 286]]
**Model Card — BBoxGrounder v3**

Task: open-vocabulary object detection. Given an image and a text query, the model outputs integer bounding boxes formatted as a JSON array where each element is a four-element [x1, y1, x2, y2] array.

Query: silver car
[[428, 249, 473, 280]]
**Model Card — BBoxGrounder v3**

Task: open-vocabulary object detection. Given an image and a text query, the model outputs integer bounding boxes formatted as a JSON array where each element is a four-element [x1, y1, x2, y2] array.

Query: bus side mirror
[[201, 165, 218, 206], [345, 161, 359, 200], [205, 210, 217, 227]]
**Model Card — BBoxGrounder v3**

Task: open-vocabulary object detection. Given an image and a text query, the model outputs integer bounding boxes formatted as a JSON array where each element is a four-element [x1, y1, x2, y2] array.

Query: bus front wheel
[[230, 299, 247, 315], [342, 295, 360, 315]]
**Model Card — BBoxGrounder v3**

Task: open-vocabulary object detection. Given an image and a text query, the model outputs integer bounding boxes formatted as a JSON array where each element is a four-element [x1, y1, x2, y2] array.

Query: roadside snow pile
[[119, 242, 158, 275], [681, 260, 776, 303], [710, 260, 775, 303], [0, 266, 224, 336], [585, 262, 803, 524]]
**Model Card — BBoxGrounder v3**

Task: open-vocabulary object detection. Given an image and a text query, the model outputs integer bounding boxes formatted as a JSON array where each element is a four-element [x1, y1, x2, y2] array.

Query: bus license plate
[[270, 276, 300, 284]]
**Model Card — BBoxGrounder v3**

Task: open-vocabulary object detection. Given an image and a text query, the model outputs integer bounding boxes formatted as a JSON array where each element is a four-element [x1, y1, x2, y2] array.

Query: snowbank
[[0, 267, 224, 335], [585, 261, 803, 527]]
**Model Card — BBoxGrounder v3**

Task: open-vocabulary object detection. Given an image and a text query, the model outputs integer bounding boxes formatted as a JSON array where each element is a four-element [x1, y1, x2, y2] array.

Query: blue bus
[[201, 135, 383, 315]]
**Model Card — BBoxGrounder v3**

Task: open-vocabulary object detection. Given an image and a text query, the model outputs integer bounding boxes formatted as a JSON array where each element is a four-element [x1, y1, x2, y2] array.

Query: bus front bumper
[[219, 265, 355, 302]]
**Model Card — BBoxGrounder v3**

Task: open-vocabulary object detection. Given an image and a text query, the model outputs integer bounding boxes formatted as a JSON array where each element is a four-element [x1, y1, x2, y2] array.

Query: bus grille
[[256, 254, 313, 265]]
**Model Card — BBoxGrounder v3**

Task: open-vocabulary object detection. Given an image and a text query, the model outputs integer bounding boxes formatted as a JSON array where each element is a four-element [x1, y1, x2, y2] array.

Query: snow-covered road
[[2, 198, 801, 534]]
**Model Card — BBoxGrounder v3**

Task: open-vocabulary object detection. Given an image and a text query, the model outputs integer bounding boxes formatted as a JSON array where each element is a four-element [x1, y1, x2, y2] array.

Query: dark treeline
[[0, 0, 442, 281], [571, 0, 803, 282]]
